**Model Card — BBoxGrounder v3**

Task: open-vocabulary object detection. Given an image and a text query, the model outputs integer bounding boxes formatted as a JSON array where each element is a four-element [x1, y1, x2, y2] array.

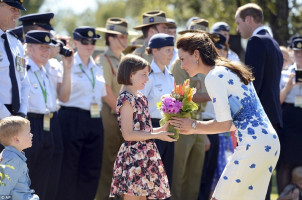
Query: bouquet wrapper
[[159, 112, 191, 140]]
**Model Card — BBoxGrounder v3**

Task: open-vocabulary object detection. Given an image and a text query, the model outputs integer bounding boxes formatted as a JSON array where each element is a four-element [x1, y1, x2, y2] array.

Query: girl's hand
[[153, 131, 177, 142], [169, 117, 195, 135]]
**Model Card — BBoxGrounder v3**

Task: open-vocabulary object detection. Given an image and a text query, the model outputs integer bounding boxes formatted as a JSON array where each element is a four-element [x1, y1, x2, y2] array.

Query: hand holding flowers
[[157, 79, 199, 139]]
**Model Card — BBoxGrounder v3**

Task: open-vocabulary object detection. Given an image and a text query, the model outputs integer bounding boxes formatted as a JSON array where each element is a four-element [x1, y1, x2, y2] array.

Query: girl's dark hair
[[117, 54, 151, 85], [177, 32, 254, 85]]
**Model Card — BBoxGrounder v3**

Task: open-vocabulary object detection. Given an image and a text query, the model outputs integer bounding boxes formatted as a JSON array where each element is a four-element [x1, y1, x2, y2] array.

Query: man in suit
[[235, 3, 283, 200]]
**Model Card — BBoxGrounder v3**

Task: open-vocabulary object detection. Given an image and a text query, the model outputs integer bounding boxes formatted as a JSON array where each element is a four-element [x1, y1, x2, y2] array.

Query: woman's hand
[[285, 73, 296, 91], [169, 117, 196, 135], [153, 131, 177, 142]]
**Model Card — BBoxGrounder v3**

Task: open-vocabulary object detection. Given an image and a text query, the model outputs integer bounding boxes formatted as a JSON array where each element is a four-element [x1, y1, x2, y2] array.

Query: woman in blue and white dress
[[170, 32, 280, 200]]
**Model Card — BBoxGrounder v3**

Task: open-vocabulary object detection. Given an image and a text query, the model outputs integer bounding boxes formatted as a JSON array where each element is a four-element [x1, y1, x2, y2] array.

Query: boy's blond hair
[[0, 116, 30, 146]]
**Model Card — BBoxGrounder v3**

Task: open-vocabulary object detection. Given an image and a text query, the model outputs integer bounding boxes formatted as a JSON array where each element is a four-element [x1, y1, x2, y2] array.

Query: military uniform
[[0, 28, 28, 119], [57, 27, 105, 200], [133, 42, 152, 64], [95, 18, 132, 200], [171, 59, 206, 200], [95, 48, 124, 200]]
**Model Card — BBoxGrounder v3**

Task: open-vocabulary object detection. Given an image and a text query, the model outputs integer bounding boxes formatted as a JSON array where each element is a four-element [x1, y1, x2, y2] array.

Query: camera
[[295, 69, 302, 83], [56, 39, 72, 57]]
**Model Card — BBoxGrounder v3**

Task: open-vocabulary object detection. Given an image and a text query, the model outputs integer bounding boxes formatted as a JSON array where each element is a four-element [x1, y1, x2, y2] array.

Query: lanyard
[[79, 64, 95, 89], [34, 71, 47, 106]]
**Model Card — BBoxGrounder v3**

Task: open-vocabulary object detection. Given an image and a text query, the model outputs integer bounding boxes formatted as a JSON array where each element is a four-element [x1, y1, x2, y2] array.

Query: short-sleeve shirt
[[59, 52, 106, 111], [96, 48, 122, 98]]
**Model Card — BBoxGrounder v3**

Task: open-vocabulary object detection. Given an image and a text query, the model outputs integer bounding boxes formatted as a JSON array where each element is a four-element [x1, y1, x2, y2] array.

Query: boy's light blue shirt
[[0, 146, 39, 200]]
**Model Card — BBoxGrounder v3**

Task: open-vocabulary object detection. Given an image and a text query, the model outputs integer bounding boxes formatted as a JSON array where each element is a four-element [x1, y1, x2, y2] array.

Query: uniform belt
[[27, 112, 55, 119], [60, 106, 90, 112]]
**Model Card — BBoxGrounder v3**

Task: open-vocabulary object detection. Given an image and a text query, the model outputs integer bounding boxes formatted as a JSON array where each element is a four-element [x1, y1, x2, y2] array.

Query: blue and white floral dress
[[205, 66, 280, 200]]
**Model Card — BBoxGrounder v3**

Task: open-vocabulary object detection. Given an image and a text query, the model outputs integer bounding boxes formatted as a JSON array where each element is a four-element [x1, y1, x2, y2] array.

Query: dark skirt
[[278, 103, 302, 164]]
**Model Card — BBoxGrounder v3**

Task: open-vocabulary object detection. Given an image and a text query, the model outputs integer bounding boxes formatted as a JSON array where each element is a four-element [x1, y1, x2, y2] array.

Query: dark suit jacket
[[245, 29, 283, 127]]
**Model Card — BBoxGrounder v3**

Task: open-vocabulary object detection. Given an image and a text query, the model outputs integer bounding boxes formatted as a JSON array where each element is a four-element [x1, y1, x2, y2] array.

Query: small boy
[[0, 116, 39, 200], [278, 166, 302, 200]]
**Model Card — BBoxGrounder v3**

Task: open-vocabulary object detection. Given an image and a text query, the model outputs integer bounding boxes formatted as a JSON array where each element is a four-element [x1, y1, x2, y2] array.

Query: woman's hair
[[177, 32, 254, 85], [105, 33, 117, 46], [117, 54, 151, 85]]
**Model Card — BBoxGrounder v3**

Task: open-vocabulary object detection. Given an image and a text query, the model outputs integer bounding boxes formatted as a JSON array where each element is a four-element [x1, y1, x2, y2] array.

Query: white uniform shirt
[[141, 60, 174, 119], [60, 52, 106, 111], [0, 29, 29, 118], [227, 49, 240, 62], [27, 58, 58, 114], [280, 63, 302, 103]]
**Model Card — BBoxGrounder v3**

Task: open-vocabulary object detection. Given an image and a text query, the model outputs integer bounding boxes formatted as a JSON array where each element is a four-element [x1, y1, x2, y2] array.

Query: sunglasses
[[80, 39, 96, 45]]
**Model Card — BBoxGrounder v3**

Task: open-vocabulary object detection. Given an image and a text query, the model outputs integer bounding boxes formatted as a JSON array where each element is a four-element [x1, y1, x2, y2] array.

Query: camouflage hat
[[178, 19, 209, 35], [133, 10, 176, 30], [96, 17, 138, 35]]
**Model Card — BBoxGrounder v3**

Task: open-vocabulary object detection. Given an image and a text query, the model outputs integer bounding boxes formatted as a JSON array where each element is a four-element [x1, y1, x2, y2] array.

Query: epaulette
[[26, 65, 31, 71]]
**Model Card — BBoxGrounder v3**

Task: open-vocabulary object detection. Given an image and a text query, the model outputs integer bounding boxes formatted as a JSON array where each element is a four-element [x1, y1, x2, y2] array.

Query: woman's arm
[[169, 117, 233, 135], [57, 55, 73, 102], [280, 73, 295, 104], [120, 101, 175, 142]]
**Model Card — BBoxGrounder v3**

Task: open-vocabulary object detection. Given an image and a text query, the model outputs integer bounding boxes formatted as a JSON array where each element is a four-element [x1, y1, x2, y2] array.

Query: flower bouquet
[[157, 79, 199, 140]]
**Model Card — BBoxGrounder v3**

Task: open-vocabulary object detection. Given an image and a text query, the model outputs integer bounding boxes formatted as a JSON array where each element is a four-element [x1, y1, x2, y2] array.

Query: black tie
[[2, 33, 20, 114]]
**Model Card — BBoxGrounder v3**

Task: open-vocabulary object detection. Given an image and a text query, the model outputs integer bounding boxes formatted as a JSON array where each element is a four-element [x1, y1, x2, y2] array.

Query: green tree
[[21, 0, 45, 15]]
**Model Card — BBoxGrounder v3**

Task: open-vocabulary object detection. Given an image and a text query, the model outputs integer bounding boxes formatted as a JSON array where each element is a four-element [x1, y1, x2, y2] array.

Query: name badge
[[15, 56, 26, 73], [294, 95, 302, 107], [90, 103, 100, 118], [43, 114, 51, 131]]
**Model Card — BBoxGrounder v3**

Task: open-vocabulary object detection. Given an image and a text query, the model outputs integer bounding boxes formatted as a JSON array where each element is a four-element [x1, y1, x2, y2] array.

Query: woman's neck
[[154, 60, 165, 73], [79, 54, 90, 66], [110, 46, 122, 59]]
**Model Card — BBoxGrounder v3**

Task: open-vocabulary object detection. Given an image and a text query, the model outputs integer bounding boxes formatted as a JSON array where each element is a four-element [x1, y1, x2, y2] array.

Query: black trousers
[[56, 107, 104, 200], [25, 112, 59, 200], [151, 118, 174, 189]]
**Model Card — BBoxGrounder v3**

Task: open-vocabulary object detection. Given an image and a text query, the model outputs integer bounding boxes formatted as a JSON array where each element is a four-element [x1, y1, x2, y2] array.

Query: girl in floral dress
[[110, 54, 175, 200]]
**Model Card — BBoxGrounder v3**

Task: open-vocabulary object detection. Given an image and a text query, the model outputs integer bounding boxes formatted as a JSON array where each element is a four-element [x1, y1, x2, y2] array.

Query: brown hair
[[105, 33, 117, 46], [236, 3, 263, 24], [117, 54, 151, 85], [0, 116, 30, 146], [177, 32, 254, 85]]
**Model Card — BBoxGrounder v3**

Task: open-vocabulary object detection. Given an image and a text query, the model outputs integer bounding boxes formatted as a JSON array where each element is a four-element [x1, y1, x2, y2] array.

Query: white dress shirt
[[27, 58, 58, 114], [280, 63, 302, 103], [141, 60, 174, 119], [0, 29, 29, 118], [59, 52, 106, 111]]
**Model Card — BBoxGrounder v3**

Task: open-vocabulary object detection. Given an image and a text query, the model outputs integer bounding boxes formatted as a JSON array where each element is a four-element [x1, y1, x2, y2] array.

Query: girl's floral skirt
[[110, 140, 171, 199]]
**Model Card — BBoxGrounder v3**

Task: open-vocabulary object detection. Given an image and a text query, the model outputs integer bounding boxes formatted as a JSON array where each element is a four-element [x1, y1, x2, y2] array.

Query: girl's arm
[[120, 101, 175, 142]]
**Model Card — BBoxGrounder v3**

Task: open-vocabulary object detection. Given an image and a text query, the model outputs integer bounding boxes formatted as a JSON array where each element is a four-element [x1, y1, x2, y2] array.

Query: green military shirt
[[133, 42, 153, 64], [96, 48, 123, 98]]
